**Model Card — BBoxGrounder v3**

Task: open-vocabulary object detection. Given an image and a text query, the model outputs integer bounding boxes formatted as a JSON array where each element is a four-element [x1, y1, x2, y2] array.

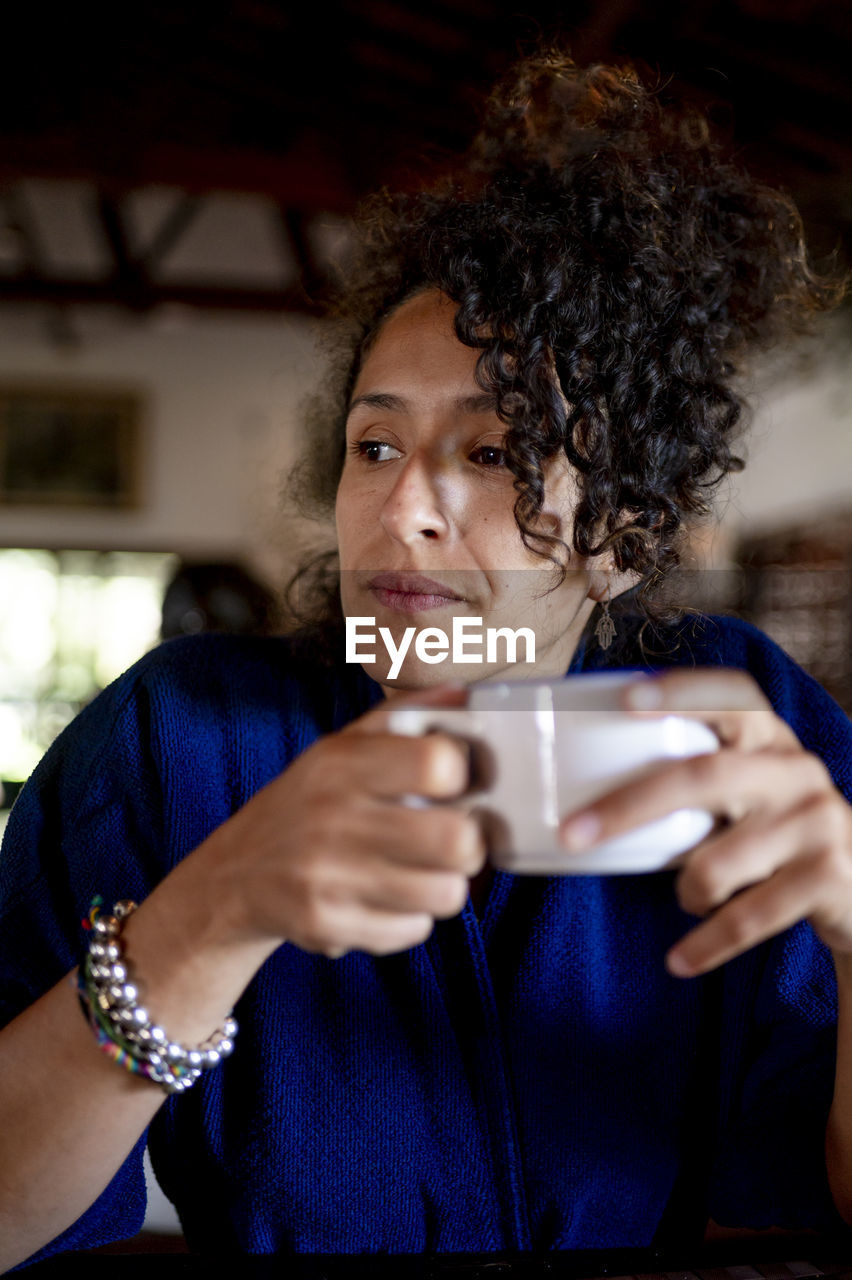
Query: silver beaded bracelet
[[79, 897, 237, 1095]]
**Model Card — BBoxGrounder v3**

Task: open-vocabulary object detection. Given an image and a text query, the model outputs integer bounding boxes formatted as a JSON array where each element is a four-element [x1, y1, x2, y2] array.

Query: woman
[[1, 50, 851, 1268]]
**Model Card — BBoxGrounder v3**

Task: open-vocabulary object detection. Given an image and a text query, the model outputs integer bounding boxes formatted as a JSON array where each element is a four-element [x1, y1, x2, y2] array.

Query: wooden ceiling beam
[[95, 191, 152, 310], [278, 207, 326, 303], [0, 275, 322, 315], [139, 194, 203, 275], [0, 186, 48, 276], [0, 138, 358, 211]]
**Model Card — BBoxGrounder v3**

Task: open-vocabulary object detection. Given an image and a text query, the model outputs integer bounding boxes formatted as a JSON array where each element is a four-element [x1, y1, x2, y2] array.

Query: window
[[0, 548, 177, 835]]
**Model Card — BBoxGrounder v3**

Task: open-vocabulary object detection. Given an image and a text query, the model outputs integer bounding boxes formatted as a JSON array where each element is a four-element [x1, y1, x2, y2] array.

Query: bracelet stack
[[77, 897, 237, 1095]]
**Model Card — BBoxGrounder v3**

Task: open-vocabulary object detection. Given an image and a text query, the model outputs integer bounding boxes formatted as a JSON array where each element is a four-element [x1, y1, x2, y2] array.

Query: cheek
[[541, 466, 580, 534], [335, 483, 378, 569], [333, 496, 345, 554], [476, 506, 552, 568], [334, 476, 359, 542]]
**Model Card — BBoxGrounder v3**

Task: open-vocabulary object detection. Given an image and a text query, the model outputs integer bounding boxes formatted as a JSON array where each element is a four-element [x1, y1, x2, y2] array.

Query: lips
[[367, 572, 465, 613]]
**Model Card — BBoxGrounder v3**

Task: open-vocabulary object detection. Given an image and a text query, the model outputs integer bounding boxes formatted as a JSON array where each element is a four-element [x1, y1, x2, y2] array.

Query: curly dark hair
[[287, 47, 845, 635]]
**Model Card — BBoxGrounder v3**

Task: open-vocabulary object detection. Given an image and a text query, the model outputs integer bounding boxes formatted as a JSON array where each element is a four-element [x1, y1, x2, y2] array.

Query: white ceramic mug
[[387, 672, 719, 874]]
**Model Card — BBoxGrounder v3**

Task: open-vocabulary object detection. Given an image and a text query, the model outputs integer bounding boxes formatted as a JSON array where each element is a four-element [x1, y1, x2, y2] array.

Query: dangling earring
[[594, 583, 616, 650]]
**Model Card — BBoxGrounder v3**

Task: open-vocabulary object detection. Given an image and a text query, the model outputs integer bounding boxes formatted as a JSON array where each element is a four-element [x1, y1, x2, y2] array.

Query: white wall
[[731, 318, 852, 528], [0, 304, 333, 592]]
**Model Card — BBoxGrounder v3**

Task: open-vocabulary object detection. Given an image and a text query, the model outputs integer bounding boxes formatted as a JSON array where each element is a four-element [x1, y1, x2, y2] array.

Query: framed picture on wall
[[0, 385, 141, 508]]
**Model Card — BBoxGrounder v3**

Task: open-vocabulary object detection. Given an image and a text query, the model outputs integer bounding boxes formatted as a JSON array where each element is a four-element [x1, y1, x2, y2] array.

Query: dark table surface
[[22, 1234, 852, 1279]]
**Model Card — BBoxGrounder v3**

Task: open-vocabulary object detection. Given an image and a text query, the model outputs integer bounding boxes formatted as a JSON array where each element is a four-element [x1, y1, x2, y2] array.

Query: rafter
[[0, 274, 321, 315], [278, 207, 326, 303], [139, 194, 202, 275], [95, 191, 151, 311], [0, 0, 848, 313], [0, 185, 48, 276]]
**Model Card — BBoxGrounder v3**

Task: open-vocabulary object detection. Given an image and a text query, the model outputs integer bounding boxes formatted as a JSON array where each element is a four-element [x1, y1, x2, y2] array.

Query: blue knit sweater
[[2, 614, 851, 1262]]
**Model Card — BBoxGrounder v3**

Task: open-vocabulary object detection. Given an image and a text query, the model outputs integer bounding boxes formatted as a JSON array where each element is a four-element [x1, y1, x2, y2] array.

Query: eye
[[352, 439, 403, 463], [470, 443, 507, 468]]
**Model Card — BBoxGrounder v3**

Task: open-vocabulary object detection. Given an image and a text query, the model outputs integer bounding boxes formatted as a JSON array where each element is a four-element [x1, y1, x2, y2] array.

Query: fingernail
[[561, 813, 601, 851], [665, 949, 695, 978], [625, 681, 662, 710]]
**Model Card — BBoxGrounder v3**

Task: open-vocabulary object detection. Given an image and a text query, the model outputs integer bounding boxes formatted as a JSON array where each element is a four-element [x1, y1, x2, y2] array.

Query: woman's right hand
[[191, 685, 486, 960], [0, 686, 481, 1271], [6, 689, 483, 1270]]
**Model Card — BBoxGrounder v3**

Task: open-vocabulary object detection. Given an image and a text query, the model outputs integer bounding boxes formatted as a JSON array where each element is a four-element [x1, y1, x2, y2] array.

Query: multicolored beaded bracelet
[[76, 896, 237, 1095]]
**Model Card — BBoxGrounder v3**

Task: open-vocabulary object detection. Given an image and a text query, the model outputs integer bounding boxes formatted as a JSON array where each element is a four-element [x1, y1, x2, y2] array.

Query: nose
[[379, 455, 451, 545]]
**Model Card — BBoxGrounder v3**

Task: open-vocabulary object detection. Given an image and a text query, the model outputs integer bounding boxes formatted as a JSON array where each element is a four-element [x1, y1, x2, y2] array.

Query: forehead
[[353, 290, 479, 394]]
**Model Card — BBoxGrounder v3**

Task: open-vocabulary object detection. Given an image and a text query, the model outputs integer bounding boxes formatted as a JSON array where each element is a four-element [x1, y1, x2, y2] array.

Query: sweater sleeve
[[0, 671, 168, 1263], [0, 633, 333, 1266]]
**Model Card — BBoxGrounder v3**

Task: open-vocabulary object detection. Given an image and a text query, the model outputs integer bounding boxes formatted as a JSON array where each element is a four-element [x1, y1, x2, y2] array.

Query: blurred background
[[1, 0, 851, 812]]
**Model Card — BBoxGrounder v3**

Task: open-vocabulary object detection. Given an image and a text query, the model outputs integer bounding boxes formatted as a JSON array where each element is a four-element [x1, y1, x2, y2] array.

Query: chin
[[375, 662, 476, 693]]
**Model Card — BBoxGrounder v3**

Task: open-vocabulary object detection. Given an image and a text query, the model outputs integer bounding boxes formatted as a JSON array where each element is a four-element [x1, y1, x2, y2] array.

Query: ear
[[539, 459, 642, 599]]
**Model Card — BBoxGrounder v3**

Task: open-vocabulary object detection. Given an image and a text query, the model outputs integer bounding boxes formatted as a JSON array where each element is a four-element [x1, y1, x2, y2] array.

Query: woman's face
[[335, 289, 598, 692]]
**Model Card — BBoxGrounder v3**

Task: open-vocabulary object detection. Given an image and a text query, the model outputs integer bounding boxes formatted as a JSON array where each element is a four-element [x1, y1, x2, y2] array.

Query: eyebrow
[[346, 391, 499, 419]]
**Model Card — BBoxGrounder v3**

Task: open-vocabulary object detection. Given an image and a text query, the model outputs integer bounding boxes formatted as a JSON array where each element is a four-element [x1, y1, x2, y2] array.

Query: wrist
[[79, 899, 239, 1093], [118, 846, 277, 1045]]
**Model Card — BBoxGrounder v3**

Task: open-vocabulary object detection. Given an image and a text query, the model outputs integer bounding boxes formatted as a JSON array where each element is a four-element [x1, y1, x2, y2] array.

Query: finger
[[317, 790, 485, 872], [356, 863, 473, 919], [302, 907, 436, 960], [675, 791, 843, 918], [352, 805, 486, 875], [560, 747, 830, 851], [622, 669, 799, 751], [322, 729, 471, 800], [352, 909, 436, 957], [666, 853, 834, 977]]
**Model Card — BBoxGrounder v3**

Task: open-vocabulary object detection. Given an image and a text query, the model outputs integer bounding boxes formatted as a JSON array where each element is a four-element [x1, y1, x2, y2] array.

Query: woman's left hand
[[558, 668, 852, 977]]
